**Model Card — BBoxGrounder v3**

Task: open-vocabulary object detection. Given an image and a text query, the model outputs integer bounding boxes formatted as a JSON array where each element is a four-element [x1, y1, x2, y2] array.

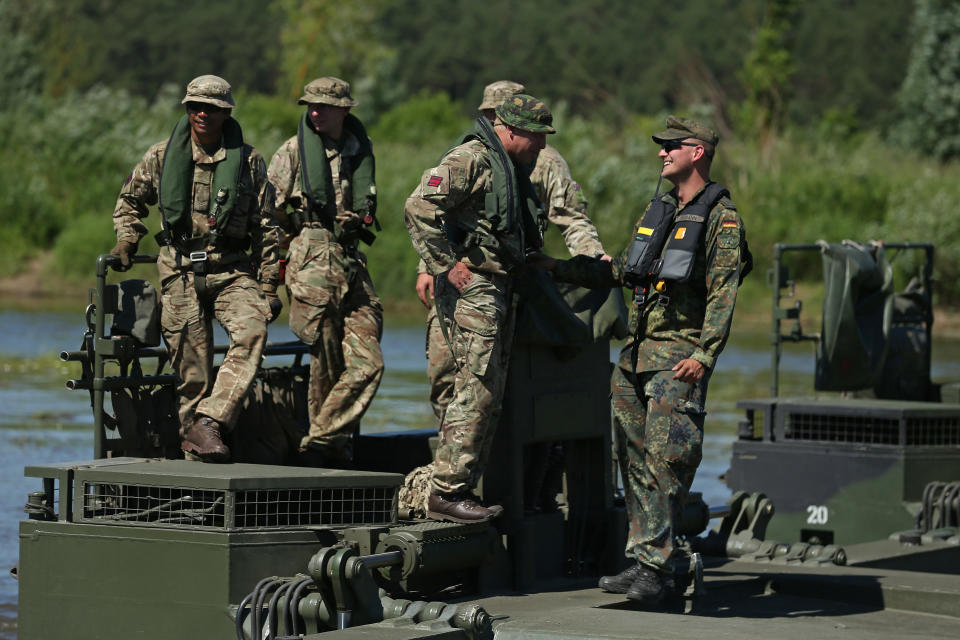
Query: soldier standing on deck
[[267, 77, 384, 468], [415, 80, 609, 427], [405, 95, 556, 523], [532, 116, 750, 605], [110, 75, 282, 463]]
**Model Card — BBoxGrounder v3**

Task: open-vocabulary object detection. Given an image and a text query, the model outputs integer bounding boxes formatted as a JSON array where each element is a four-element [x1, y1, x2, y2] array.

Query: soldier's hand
[[672, 358, 705, 383], [415, 272, 434, 308], [599, 254, 613, 263], [109, 240, 138, 271], [267, 297, 283, 324], [446, 262, 473, 293]]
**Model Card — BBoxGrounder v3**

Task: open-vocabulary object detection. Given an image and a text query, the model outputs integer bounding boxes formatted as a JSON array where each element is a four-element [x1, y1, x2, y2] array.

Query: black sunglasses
[[185, 102, 227, 114], [661, 140, 700, 152]]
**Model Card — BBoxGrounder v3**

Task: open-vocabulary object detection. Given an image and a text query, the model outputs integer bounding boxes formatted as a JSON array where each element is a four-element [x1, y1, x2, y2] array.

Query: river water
[[1, 308, 959, 638]]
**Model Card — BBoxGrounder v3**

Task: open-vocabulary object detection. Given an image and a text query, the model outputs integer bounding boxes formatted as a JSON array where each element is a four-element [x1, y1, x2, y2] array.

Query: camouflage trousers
[[286, 228, 384, 459], [157, 251, 270, 433], [430, 271, 514, 495], [424, 304, 457, 426], [611, 360, 709, 571]]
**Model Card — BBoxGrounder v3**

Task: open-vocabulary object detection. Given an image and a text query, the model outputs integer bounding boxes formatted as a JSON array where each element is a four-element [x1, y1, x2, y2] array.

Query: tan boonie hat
[[298, 77, 359, 107], [181, 75, 235, 109], [478, 80, 525, 110], [496, 94, 556, 134], [651, 115, 719, 146]]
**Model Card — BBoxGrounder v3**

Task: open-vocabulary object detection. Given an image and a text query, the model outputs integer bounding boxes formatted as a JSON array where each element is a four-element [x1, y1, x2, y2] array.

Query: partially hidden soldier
[[404, 94, 555, 523], [110, 75, 283, 463], [531, 116, 751, 605], [414, 80, 609, 427], [267, 77, 384, 468]]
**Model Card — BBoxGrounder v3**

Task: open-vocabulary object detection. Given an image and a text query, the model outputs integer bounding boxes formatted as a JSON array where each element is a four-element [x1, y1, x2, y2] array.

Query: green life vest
[[158, 115, 246, 244], [297, 112, 377, 227], [455, 117, 543, 265]]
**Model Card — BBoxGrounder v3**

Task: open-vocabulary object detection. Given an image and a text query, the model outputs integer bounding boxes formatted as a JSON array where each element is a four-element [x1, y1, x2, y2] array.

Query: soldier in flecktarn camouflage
[[531, 116, 749, 606], [111, 75, 283, 463], [404, 94, 556, 523], [267, 77, 383, 468]]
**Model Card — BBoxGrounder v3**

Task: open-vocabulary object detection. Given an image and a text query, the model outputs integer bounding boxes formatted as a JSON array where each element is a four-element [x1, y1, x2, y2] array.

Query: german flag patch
[[722, 221, 738, 229], [427, 176, 443, 188]]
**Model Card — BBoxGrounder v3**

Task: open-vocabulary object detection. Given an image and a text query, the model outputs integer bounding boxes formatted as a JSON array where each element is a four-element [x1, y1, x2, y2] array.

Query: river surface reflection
[[2, 308, 960, 637]]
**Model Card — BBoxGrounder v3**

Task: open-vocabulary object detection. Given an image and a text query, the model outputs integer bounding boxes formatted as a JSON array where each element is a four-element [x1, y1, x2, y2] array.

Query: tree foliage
[[896, 0, 960, 161]]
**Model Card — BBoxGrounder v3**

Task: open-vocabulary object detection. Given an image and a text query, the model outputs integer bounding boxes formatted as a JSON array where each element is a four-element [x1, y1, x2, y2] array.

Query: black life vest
[[623, 182, 730, 289]]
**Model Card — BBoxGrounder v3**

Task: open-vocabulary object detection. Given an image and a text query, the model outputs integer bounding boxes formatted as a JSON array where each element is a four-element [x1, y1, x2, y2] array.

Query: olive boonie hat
[[651, 115, 718, 146], [496, 94, 556, 134], [478, 80, 525, 110], [298, 77, 359, 107], [181, 75, 235, 109]]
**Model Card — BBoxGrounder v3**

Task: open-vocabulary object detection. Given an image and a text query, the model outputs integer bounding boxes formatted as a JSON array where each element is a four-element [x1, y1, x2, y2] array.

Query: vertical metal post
[[770, 244, 783, 398], [93, 254, 109, 458]]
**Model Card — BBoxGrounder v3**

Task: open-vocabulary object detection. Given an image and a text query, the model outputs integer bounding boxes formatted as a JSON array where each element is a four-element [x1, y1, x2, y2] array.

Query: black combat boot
[[427, 492, 502, 523], [625, 565, 667, 606], [598, 563, 646, 593], [181, 415, 230, 463]]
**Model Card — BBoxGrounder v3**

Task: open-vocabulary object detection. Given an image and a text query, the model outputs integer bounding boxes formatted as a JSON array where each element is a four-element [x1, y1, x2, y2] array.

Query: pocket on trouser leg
[[452, 299, 499, 378], [160, 286, 201, 333]]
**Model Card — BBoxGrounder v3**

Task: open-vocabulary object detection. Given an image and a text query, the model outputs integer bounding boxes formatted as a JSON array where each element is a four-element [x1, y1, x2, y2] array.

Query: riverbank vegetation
[[2, 0, 960, 306]]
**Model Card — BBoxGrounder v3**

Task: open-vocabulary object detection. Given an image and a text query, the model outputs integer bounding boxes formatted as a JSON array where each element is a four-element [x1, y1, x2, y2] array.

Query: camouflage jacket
[[113, 136, 282, 293], [529, 145, 604, 257], [554, 184, 745, 372], [414, 143, 602, 275], [405, 139, 524, 276], [267, 129, 368, 235]]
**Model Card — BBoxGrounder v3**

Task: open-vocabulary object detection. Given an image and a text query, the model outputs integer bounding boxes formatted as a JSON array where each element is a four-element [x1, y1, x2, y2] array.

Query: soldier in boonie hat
[[298, 76, 359, 107], [651, 115, 719, 147], [181, 74, 235, 109], [495, 94, 556, 134], [478, 80, 525, 111]]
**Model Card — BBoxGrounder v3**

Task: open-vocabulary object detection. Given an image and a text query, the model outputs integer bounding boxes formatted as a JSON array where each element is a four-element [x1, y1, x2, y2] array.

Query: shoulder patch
[[421, 165, 452, 196]]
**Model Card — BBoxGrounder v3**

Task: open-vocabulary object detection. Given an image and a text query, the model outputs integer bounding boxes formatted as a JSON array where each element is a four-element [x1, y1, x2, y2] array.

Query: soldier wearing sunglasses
[[531, 115, 750, 606], [110, 75, 282, 463]]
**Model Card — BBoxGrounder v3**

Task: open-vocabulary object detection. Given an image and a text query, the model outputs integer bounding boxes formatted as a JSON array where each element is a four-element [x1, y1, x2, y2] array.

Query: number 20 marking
[[806, 505, 829, 525]]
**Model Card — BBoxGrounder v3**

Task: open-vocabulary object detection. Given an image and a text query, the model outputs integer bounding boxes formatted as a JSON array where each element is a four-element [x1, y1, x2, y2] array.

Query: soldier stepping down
[[410, 80, 611, 517], [267, 77, 384, 469], [110, 74, 283, 463], [530, 116, 750, 604], [404, 94, 557, 522]]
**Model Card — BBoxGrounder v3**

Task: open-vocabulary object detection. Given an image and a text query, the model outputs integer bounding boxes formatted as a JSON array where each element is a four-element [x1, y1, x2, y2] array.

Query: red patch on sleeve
[[427, 176, 443, 187]]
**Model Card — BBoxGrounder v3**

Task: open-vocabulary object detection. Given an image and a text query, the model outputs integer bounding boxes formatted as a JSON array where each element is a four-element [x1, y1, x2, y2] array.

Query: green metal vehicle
[[14, 245, 960, 639]]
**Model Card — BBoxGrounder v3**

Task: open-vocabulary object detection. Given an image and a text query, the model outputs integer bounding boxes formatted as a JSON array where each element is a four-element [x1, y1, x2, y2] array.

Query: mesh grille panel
[[783, 411, 960, 445], [906, 417, 960, 445], [81, 482, 226, 528], [784, 412, 900, 444], [235, 487, 396, 528], [79, 482, 398, 530]]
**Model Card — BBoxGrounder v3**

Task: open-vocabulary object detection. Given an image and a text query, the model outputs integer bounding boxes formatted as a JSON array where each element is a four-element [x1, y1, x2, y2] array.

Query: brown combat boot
[[427, 492, 502, 523], [181, 415, 230, 463]]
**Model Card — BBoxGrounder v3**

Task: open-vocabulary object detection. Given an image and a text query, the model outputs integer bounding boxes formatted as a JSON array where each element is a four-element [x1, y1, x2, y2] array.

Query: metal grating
[[234, 487, 396, 528], [81, 482, 227, 529], [784, 412, 900, 445], [783, 411, 960, 446], [906, 416, 960, 446], [79, 482, 398, 530]]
